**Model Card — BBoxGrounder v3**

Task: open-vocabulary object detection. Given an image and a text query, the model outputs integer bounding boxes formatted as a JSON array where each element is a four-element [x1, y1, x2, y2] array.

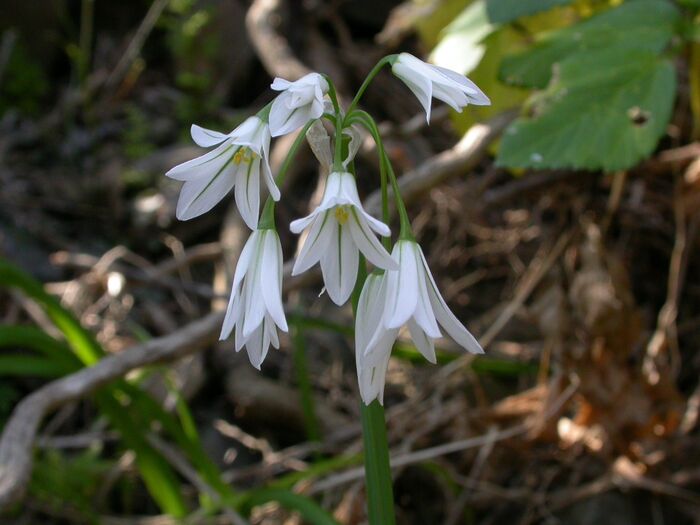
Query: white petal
[[191, 124, 229, 147], [356, 328, 396, 405], [231, 231, 259, 293], [244, 320, 268, 370], [407, 318, 437, 364], [176, 164, 235, 220], [270, 77, 292, 91], [347, 209, 397, 271], [290, 210, 319, 234], [291, 211, 333, 275], [419, 249, 484, 354], [384, 242, 418, 329], [260, 231, 288, 332], [393, 62, 434, 122], [262, 158, 280, 201], [320, 222, 357, 305], [242, 242, 266, 337], [411, 245, 441, 338], [166, 142, 233, 181], [234, 159, 260, 229], [269, 93, 313, 137], [355, 274, 384, 354], [433, 65, 491, 105], [220, 286, 241, 340]]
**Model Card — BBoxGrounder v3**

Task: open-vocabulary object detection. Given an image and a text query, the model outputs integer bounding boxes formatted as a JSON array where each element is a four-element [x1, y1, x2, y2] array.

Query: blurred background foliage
[[1, 0, 700, 523]]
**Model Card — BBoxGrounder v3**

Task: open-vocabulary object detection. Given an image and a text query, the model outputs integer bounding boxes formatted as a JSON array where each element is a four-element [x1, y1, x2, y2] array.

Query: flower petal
[[270, 77, 292, 91], [292, 211, 333, 275], [407, 318, 437, 364], [419, 249, 484, 354], [356, 327, 396, 405], [176, 164, 235, 220], [347, 208, 397, 271], [260, 231, 288, 332], [393, 62, 434, 122], [220, 287, 241, 340], [320, 222, 357, 305], [384, 242, 418, 329], [166, 142, 233, 181], [234, 159, 261, 229], [411, 245, 441, 338], [191, 124, 229, 147]]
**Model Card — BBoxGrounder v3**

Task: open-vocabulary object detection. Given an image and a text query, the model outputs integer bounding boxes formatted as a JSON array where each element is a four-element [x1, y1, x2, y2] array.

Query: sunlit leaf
[[499, 0, 680, 88], [497, 48, 676, 170]]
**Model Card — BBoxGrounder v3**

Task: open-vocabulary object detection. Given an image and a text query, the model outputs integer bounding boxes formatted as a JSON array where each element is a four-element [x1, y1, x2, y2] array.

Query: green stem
[[346, 55, 397, 116], [346, 110, 413, 240]]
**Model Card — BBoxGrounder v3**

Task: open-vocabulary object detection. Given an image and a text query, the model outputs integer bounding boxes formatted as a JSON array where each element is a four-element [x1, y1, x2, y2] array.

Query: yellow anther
[[233, 149, 245, 164], [334, 206, 350, 225], [233, 148, 256, 165]]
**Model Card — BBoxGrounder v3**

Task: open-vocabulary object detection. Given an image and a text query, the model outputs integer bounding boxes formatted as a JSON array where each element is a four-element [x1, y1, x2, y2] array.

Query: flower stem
[[346, 55, 398, 116], [345, 110, 414, 240]]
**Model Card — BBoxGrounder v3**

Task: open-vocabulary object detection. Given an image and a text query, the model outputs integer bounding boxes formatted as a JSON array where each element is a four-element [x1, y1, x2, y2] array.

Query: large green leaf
[[499, 0, 680, 88], [486, 0, 572, 23], [497, 48, 676, 170]]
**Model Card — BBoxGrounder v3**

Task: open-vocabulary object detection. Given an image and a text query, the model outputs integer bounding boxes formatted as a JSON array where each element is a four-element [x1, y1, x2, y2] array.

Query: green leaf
[[486, 0, 572, 24], [0, 259, 104, 365], [497, 48, 676, 171], [0, 355, 73, 378], [499, 0, 680, 88]]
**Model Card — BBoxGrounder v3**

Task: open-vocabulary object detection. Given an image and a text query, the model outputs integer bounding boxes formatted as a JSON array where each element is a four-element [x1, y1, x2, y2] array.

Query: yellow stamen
[[233, 148, 257, 165], [335, 206, 350, 225]]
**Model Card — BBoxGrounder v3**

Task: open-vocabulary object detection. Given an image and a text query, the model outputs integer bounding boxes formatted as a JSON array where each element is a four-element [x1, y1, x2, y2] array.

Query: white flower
[[356, 240, 483, 404], [391, 52, 490, 122], [219, 229, 288, 369], [290, 171, 397, 306], [166, 116, 279, 229], [269, 73, 329, 137]]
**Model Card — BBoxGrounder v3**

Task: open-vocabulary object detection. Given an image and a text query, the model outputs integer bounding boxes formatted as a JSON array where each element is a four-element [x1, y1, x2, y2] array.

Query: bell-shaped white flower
[[290, 171, 397, 306], [220, 229, 288, 369], [357, 240, 483, 404], [269, 73, 329, 137], [166, 116, 279, 229], [391, 52, 490, 122]]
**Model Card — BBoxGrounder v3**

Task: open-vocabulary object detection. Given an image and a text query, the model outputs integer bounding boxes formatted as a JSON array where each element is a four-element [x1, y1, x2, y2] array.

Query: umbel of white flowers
[[167, 53, 489, 401]]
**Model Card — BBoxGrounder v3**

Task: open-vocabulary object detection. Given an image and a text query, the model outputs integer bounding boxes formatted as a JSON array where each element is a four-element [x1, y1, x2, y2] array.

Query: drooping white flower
[[290, 171, 397, 306], [166, 116, 279, 229], [220, 229, 288, 369], [269, 73, 329, 137], [356, 240, 483, 404], [391, 52, 490, 122]]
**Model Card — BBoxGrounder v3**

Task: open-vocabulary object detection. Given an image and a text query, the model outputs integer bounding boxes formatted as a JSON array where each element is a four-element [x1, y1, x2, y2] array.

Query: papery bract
[[220, 229, 288, 369], [166, 116, 279, 229]]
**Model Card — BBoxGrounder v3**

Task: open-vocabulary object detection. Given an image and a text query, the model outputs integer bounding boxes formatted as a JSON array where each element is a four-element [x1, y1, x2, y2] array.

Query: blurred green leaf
[[499, 0, 680, 88], [486, 0, 572, 23], [0, 355, 72, 378], [497, 47, 676, 170]]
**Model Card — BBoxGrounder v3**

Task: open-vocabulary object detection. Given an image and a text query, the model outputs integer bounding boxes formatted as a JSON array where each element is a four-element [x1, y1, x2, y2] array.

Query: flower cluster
[[167, 53, 489, 403]]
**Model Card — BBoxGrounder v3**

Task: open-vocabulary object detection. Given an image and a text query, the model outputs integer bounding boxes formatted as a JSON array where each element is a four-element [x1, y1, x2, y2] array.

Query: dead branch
[[246, 0, 310, 80]]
